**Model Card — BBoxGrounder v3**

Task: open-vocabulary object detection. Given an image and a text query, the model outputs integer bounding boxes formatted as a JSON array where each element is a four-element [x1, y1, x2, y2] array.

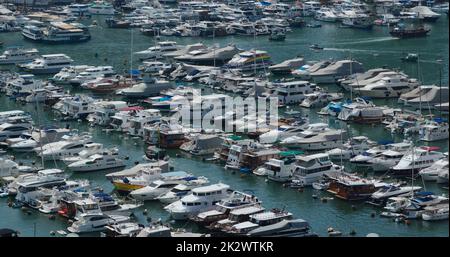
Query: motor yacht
[[419, 158, 449, 182], [19, 54, 73, 74], [391, 147, 445, 176], [357, 77, 420, 98], [0, 46, 40, 65], [67, 152, 125, 172], [67, 213, 130, 233], [36, 134, 94, 160], [164, 183, 231, 220]]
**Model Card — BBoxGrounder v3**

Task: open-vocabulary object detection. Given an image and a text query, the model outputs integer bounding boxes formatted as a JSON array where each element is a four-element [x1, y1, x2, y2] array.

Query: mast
[[130, 27, 133, 78]]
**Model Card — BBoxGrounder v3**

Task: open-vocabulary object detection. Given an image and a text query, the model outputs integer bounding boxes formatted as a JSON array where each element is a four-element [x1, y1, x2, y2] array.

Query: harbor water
[[0, 15, 448, 237]]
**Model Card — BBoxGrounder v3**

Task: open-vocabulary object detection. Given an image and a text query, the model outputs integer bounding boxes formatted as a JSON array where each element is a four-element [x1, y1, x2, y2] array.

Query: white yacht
[[14, 169, 66, 204], [164, 183, 231, 220], [36, 134, 94, 160], [0, 46, 40, 65], [280, 129, 346, 151], [263, 157, 297, 182], [419, 158, 449, 182], [19, 54, 73, 74], [267, 80, 317, 105], [67, 152, 125, 172], [368, 150, 405, 172], [61, 143, 105, 164], [0, 122, 32, 142], [56, 94, 98, 119], [326, 136, 376, 160], [134, 41, 179, 60], [292, 153, 342, 186], [300, 91, 343, 108], [422, 205, 449, 221], [51, 65, 94, 84], [130, 175, 209, 201], [67, 213, 130, 233], [258, 124, 309, 144], [69, 66, 116, 86], [370, 184, 421, 201], [314, 7, 338, 22], [88, 1, 116, 15], [419, 120, 449, 142], [391, 147, 445, 176], [155, 184, 196, 204], [357, 77, 420, 98]]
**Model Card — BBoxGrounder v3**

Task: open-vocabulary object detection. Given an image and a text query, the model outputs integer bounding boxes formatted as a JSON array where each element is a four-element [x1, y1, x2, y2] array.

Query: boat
[[134, 41, 179, 60], [280, 129, 347, 151], [399, 85, 449, 107], [436, 170, 449, 184], [326, 172, 382, 201], [0, 46, 40, 65], [117, 77, 173, 99], [357, 77, 420, 98], [86, 101, 129, 126], [419, 119, 449, 142], [309, 60, 364, 84], [326, 136, 376, 160], [419, 158, 449, 181], [102, 222, 144, 237], [269, 57, 305, 75], [129, 175, 209, 201], [370, 184, 422, 203], [69, 66, 116, 86], [314, 7, 338, 22], [18, 54, 73, 74], [263, 157, 296, 183], [179, 134, 223, 156], [21, 22, 91, 44], [401, 53, 419, 62], [225, 50, 272, 71], [409, 6, 441, 22], [309, 44, 323, 50], [337, 98, 385, 124], [61, 143, 105, 164], [390, 25, 430, 38], [391, 147, 445, 176], [223, 209, 293, 236], [67, 213, 130, 233], [155, 184, 196, 204], [0, 122, 32, 142], [190, 191, 261, 226], [422, 204, 449, 221], [268, 30, 286, 41], [175, 45, 239, 66], [88, 1, 116, 15], [266, 80, 317, 105], [292, 153, 343, 186], [300, 91, 343, 108], [164, 183, 231, 220], [67, 152, 125, 172], [246, 219, 316, 237], [36, 134, 94, 160], [50, 65, 94, 85], [341, 15, 373, 29], [0, 157, 33, 178]]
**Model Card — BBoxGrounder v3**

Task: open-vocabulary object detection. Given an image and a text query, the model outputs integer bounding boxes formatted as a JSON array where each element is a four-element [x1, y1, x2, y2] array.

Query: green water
[[0, 16, 448, 237]]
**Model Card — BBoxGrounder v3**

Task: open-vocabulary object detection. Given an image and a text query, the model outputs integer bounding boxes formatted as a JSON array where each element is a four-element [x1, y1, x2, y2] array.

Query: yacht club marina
[[0, 0, 449, 237]]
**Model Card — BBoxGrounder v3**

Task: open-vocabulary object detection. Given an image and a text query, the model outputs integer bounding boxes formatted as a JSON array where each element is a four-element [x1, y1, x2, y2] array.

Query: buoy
[[143, 209, 148, 215], [297, 188, 304, 192], [405, 220, 411, 225], [349, 229, 356, 236], [264, 179, 269, 183], [124, 156, 130, 160], [321, 197, 328, 203], [371, 213, 376, 218], [95, 53, 98, 58], [49, 215, 56, 220], [282, 183, 289, 188], [312, 194, 318, 199], [31, 161, 35, 165]]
